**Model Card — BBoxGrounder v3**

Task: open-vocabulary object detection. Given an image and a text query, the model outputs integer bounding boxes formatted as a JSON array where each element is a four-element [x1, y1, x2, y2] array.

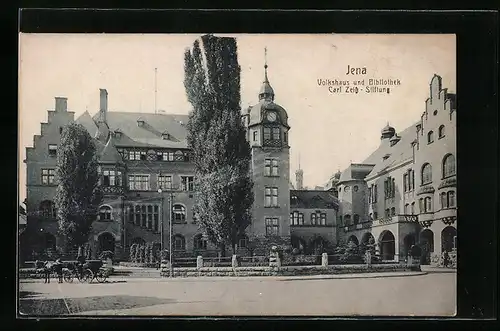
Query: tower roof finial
[[264, 47, 269, 82]]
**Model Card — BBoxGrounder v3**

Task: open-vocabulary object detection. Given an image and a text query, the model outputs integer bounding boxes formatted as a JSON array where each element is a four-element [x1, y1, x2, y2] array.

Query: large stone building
[[21, 61, 339, 261], [327, 74, 456, 263]]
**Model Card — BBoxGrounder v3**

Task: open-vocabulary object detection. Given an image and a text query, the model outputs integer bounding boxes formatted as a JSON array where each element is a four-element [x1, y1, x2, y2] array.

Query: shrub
[[129, 244, 137, 263]]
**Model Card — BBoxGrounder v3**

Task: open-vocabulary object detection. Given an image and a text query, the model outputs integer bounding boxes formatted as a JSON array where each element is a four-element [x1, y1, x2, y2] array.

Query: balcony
[[435, 208, 457, 226], [102, 186, 125, 195]]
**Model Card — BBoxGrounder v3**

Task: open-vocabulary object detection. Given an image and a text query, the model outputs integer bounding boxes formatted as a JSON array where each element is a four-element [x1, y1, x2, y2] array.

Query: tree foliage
[[184, 34, 254, 254], [54, 123, 102, 251]]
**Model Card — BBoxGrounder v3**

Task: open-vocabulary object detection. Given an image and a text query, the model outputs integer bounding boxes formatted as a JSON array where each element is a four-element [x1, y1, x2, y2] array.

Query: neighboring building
[[22, 59, 339, 260], [331, 74, 456, 263]]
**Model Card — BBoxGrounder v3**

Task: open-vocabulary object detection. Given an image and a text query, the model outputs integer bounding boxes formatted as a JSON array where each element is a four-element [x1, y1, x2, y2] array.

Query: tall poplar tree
[[184, 34, 254, 255], [54, 123, 102, 252]]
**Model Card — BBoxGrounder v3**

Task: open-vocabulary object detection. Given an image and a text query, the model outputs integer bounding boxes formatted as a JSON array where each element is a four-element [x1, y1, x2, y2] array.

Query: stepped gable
[[290, 190, 339, 209]]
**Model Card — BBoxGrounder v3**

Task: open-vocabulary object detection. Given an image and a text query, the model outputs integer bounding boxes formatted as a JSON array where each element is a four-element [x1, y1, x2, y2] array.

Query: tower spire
[[259, 47, 275, 101]]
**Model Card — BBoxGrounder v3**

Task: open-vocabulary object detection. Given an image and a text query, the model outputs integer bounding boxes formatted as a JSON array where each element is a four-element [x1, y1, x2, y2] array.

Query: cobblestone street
[[19, 270, 456, 316]]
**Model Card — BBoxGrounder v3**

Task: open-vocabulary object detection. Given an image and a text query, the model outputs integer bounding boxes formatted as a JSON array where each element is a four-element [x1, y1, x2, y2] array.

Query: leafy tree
[[184, 34, 254, 256], [55, 123, 102, 253]]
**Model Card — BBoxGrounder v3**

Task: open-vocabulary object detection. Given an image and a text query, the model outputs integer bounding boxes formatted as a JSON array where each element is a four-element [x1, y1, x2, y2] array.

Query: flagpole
[[154, 67, 158, 114]]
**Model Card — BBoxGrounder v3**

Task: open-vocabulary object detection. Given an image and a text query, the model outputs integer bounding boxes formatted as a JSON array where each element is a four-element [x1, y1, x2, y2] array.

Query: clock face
[[267, 111, 277, 122]]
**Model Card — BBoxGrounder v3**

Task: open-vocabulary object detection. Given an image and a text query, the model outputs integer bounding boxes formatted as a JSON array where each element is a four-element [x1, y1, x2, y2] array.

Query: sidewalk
[[420, 265, 457, 273], [25, 270, 425, 283]]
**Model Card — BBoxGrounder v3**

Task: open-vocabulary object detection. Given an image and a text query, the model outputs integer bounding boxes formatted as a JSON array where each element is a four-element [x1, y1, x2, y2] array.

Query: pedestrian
[[43, 260, 52, 284], [53, 258, 63, 283]]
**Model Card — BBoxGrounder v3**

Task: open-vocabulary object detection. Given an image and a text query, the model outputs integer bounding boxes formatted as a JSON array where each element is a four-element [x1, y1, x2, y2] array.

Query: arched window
[[421, 163, 432, 185], [311, 213, 317, 225], [404, 203, 410, 214], [442, 154, 456, 178], [193, 234, 207, 250], [39, 200, 56, 219], [174, 150, 185, 161], [172, 204, 186, 223], [424, 197, 432, 213], [438, 125, 445, 138], [427, 131, 434, 144], [440, 192, 448, 209], [447, 191, 455, 208], [173, 234, 185, 251], [411, 202, 415, 215], [98, 205, 112, 221]]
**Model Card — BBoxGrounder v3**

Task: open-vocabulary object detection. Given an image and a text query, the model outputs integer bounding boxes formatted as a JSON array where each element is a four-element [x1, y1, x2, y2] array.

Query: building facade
[[331, 74, 456, 263], [21, 63, 339, 260]]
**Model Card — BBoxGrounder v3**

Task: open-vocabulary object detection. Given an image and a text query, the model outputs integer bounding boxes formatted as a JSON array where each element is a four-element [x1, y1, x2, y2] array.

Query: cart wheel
[[96, 270, 107, 283], [63, 270, 74, 283], [83, 269, 94, 283]]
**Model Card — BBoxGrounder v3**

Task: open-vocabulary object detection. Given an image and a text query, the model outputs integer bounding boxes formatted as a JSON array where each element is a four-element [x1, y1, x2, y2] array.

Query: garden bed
[[160, 263, 421, 278]]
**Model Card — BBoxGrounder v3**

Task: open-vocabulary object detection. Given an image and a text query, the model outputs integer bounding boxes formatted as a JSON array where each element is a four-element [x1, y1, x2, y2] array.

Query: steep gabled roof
[[99, 137, 124, 164], [91, 112, 190, 149], [290, 190, 339, 209], [75, 111, 99, 138], [365, 123, 417, 178]]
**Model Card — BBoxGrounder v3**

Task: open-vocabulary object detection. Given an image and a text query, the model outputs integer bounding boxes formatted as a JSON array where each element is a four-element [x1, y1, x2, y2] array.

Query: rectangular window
[[128, 174, 150, 191], [264, 159, 279, 176], [41, 169, 55, 185], [263, 127, 271, 140], [411, 170, 415, 190], [311, 213, 317, 225], [272, 127, 280, 140], [448, 191, 456, 208], [141, 205, 147, 227], [425, 197, 432, 212], [265, 217, 279, 236], [298, 213, 304, 225], [48, 144, 57, 157], [157, 175, 172, 190], [264, 187, 278, 207], [373, 184, 378, 203], [253, 131, 258, 142], [180, 176, 195, 191], [403, 173, 408, 192], [153, 205, 159, 231], [161, 151, 174, 161], [103, 170, 122, 186]]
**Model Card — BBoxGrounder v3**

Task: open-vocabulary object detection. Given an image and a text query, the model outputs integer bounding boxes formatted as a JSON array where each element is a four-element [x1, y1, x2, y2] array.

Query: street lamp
[[157, 187, 174, 278]]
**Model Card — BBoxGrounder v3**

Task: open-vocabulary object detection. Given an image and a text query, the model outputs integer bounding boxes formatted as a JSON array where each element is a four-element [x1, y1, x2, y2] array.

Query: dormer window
[[162, 132, 170, 140], [114, 130, 122, 139], [137, 118, 145, 127], [383, 154, 391, 160]]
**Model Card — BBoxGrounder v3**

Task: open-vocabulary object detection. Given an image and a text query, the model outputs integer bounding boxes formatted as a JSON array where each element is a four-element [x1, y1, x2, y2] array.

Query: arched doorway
[[360, 232, 375, 253], [379, 231, 395, 261], [348, 235, 359, 246], [98, 232, 115, 253], [420, 229, 434, 265], [403, 234, 416, 257], [441, 226, 457, 253], [291, 236, 307, 253]]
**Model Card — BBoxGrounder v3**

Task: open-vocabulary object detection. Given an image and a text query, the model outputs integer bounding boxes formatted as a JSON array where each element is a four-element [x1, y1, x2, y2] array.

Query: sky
[[18, 33, 456, 202]]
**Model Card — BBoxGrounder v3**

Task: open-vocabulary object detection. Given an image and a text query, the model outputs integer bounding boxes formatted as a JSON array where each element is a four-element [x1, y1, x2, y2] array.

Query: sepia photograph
[[18, 33, 457, 317]]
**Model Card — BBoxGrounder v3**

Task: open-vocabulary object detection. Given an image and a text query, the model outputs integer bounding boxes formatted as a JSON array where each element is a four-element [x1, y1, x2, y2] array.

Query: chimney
[[99, 88, 108, 123], [55, 97, 67, 112]]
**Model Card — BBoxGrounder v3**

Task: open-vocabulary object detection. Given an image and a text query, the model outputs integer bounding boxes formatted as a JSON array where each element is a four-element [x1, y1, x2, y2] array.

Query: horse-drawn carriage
[[62, 259, 111, 283]]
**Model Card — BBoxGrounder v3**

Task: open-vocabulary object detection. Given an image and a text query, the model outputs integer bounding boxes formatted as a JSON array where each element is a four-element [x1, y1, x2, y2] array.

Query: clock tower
[[244, 49, 291, 253]]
